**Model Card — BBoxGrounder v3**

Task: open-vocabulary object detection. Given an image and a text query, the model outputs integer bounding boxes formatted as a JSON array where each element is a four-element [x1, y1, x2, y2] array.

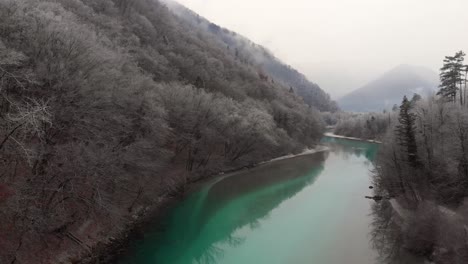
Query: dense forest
[[329, 111, 395, 141], [330, 95, 424, 141], [0, 0, 335, 263], [162, 0, 338, 112], [372, 51, 468, 263]]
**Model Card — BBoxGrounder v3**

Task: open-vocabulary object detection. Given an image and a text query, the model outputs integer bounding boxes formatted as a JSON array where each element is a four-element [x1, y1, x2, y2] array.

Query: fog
[[174, 0, 468, 98]]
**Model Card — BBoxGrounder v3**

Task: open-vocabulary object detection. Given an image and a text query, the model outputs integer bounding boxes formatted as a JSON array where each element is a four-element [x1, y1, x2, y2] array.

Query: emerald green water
[[122, 137, 382, 264]]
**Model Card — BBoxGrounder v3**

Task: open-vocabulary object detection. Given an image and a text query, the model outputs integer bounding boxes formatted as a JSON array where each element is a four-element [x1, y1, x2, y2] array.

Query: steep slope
[[0, 0, 326, 263], [338, 65, 438, 112], [162, 0, 338, 112]]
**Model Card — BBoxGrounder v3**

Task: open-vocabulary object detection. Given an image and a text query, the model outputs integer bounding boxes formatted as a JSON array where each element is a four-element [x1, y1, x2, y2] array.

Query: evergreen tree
[[411, 93, 422, 103], [463, 65, 468, 105], [396, 96, 420, 168], [437, 51, 466, 104]]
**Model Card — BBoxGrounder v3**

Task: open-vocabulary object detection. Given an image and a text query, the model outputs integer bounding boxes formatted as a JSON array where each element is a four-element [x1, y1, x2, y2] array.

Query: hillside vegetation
[[372, 51, 468, 263], [333, 111, 394, 140], [163, 0, 338, 112], [0, 0, 331, 262], [330, 95, 421, 141]]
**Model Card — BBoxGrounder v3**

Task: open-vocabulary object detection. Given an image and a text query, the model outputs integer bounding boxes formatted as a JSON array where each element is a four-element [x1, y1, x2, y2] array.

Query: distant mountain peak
[[338, 64, 439, 112], [386, 64, 439, 82]]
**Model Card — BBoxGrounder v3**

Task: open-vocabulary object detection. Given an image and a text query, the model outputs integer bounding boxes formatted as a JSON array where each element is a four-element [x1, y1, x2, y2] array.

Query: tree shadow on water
[[123, 152, 327, 264], [369, 200, 424, 264]]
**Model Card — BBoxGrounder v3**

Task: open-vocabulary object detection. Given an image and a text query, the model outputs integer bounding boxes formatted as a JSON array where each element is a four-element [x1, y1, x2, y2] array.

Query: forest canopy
[[0, 0, 329, 262], [371, 51, 468, 263]]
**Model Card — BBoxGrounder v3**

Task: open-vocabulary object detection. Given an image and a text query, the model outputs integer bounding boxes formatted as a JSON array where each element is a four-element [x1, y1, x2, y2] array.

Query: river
[[120, 137, 405, 264]]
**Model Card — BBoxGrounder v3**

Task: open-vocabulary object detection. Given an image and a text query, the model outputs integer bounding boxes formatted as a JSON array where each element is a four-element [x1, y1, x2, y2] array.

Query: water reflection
[[323, 138, 422, 263], [123, 152, 327, 264], [321, 136, 379, 161], [369, 200, 424, 264], [122, 138, 413, 264]]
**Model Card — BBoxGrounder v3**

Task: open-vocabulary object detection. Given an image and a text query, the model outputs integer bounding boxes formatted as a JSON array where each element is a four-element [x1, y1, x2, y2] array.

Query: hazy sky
[[174, 0, 468, 98]]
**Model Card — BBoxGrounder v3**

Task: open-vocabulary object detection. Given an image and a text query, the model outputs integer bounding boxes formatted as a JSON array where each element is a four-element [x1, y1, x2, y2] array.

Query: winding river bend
[[121, 137, 384, 264]]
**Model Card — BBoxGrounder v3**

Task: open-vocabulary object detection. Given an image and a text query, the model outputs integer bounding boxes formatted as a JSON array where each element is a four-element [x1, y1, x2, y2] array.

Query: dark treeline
[[0, 0, 331, 262], [373, 51, 468, 263]]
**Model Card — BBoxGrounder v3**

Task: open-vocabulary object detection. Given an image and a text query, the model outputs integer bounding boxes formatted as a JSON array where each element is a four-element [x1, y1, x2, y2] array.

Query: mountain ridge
[[162, 0, 338, 112], [338, 64, 438, 112], [0, 0, 329, 262]]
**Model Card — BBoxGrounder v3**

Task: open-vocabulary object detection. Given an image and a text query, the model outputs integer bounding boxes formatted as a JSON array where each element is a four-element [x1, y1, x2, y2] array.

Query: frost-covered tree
[[437, 51, 466, 104], [395, 96, 420, 168], [0, 0, 327, 262]]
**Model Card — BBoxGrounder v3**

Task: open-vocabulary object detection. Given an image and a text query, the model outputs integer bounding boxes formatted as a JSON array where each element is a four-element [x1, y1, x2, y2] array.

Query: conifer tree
[[463, 65, 468, 105], [396, 96, 420, 168], [411, 93, 422, 104], [437, 51, 466, 104]]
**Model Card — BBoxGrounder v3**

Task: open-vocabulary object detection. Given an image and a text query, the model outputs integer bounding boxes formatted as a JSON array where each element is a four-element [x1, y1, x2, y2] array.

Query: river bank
[[324, 132, 382, 144], [119, 137, 382, 264], [78, 144, 330, 264]]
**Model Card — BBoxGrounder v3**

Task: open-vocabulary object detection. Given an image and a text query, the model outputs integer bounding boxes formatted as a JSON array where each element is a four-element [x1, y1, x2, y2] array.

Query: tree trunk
[[464, 69, 468, 106]]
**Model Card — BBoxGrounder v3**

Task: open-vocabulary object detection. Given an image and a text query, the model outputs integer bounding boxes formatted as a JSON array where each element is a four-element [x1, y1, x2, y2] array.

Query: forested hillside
[[333, 111, 395, 140], [0, 0, 329, 262], [330, 95, 421, 141], [372, 51, 468, 263], [162, 0, 338, 112]]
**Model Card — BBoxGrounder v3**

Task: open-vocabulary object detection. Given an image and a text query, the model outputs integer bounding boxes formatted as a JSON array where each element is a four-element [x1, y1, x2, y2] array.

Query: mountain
[[0, 0, 329, 262], [162, 0, 338, 112], [338, 65, 439, 112]]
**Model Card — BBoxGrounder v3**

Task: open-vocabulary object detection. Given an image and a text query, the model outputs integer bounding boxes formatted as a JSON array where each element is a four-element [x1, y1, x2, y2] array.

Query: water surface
[[122, 137, 383, 264]]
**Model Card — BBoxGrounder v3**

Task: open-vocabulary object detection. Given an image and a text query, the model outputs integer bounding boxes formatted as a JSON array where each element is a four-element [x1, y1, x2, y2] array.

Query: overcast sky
[[174, 0, 468, 98]]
